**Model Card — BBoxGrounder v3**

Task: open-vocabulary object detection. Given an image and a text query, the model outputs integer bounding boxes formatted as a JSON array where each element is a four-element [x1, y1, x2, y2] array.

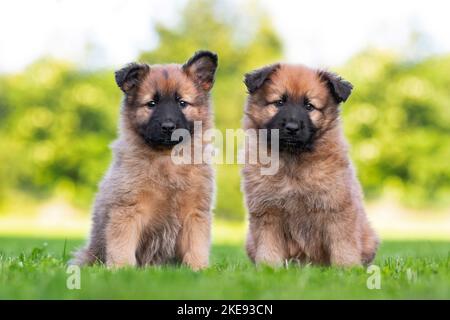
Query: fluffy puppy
[[242, 63, 379, 266], [72, 51, 218, 270]]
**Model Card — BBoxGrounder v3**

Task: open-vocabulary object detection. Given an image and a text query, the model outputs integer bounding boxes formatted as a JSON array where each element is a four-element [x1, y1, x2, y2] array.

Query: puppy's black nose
[[161, 121, 176, 133], [285, 122, 299, 134]]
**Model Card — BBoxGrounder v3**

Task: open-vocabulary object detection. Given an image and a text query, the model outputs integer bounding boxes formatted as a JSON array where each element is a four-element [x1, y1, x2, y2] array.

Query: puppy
[[242, 64, 379, 266], [72, 51, 218, 270]]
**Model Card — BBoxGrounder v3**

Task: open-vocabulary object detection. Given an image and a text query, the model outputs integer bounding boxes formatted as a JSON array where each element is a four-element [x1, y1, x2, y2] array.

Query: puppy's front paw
[[182, 252, 208, 271], [255, 249, 284, 267], [106, 255, 136, 269], [329, 249, 362, 267]]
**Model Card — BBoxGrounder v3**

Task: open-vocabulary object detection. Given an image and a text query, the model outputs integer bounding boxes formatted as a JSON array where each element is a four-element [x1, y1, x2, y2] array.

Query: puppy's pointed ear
[[115, 63, 150, 93], [244, 64, 280, 94], [319, 70, 353, 103], [183, 50, 218, 92]]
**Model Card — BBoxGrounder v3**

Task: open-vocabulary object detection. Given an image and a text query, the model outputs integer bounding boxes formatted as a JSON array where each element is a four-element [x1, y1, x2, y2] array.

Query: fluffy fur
[[71, 51, 218, 270], [242, 64, 379, 266]]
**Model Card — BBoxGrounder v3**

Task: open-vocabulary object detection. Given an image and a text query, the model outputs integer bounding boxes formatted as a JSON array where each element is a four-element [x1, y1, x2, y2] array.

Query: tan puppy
[[72, 51, 218, 270], [242, 64, 379, 267]]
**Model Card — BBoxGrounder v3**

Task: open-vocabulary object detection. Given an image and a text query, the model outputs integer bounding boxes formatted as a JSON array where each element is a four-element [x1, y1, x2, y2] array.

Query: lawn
[[0, 236, 449, 299]]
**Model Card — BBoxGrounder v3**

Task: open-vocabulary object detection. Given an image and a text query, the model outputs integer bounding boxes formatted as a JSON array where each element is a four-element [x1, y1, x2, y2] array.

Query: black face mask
[[139, 95, 193, 148], [265, 101, 317, 153]]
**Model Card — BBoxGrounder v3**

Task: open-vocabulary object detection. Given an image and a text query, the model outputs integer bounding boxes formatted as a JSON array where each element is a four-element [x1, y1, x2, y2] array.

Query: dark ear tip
[[115, 62, 149, 92], [243, 71, 252, 80], [243, 73, 250, 84], [185, 50, 218, 68], [114, 63, 133, 88], [243, 73, 256, 94], [347, 81, 354, 91], [243, 63, 280, 94], [319, 69, 353, 103], [114, 62, 146, 76]]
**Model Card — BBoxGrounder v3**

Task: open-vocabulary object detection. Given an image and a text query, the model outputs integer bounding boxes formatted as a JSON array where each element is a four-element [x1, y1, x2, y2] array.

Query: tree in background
[[341, 50, 450, 208], [0, 59, 120, 211]]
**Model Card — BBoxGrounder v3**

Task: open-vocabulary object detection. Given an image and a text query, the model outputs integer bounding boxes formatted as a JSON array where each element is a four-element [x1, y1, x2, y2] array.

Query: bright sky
[[0, 0, 449, 73]]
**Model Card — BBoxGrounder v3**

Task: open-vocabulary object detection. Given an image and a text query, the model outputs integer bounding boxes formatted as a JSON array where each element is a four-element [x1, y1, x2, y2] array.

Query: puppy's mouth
[[278, 137, 314, 153], [266, 131, 314, 153], [143, 135, 184, 149]]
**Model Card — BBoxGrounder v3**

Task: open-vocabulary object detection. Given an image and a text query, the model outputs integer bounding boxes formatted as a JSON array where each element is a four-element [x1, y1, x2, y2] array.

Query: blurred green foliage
[[0, 60, 120, 209], [341, 50, 450, 208], [0, 0, 449, 217]]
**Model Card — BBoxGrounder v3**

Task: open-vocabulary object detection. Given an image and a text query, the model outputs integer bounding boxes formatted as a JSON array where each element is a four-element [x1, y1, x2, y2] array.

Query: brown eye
[[305, 102, 315, 111], [275, 99, 285, 107], [147, 101, 156, 108], [179, 100, 188, 108], [175, 94, 188, 108]]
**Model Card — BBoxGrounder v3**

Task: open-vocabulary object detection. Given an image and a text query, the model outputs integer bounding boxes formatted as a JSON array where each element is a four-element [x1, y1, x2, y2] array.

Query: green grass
[[0, 237, 449, 299]]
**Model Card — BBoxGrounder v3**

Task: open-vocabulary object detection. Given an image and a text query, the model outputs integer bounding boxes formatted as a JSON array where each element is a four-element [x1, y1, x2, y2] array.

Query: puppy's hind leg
[[245, 230, 256, 263], [70, 246, 100, 266], [360, 222, 379, 265], [70, 210, 107, 266]]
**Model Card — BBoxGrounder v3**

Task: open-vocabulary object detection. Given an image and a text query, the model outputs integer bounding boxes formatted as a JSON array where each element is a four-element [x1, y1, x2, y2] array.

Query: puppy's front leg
[[251, 210, 287, 267], [177, 212, 211, 271], [326, 217, 362, 267], [105, 207, 144, 268]]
